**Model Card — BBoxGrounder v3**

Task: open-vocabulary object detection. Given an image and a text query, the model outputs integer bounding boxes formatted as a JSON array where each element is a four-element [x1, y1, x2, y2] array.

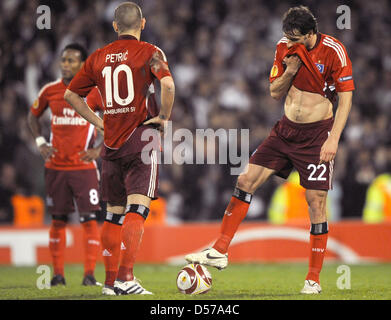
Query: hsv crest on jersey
[[315, 63, 324, 73]]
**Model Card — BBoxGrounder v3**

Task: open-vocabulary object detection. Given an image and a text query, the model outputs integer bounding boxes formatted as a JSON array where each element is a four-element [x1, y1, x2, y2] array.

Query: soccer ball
[[176, 263, 212, 295]]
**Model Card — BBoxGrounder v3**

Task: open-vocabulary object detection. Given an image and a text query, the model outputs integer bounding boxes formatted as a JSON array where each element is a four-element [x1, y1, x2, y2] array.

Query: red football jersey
[[30, 79, 103, 170], [270, 33, 355, 100], [68, 35, 172, 150]]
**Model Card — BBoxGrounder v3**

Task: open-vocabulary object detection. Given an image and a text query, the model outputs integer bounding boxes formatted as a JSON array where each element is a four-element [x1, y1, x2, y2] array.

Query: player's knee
[[79, 212, 97, 224], [236, 173, 257, 193], [306, 190, 327, 220], [51, 215, 68, 227]]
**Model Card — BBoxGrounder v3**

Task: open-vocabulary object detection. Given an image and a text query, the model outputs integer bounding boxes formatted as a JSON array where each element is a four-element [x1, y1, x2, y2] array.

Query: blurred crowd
[[1, 0, 390, 224]]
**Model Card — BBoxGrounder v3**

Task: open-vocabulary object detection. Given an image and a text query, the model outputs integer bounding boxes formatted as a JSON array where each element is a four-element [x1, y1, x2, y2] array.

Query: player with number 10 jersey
[[66, 2, 175, 295]]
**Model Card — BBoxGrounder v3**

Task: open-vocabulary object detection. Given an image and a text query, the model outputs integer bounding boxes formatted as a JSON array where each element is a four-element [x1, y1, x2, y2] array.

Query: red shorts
[[249, 115, 334, 190], [101, 150, 159, 206], [45, 168, 101, 215]]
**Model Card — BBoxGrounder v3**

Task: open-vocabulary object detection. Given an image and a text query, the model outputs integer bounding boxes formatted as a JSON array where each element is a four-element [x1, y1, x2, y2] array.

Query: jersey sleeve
[[30, 87, 49, 117], [86, 87, 104, 112], [269, 40, 287, 83], [68, 52, 97, 97], [149, 46, 172, 80], [330, 43, 355, 92]]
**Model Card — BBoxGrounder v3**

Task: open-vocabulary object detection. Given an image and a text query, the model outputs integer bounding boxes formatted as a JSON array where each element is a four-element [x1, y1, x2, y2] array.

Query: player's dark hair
[[114, 2, 143, 32], [282, 6, 318, 36], [62, 43, 88, 61]]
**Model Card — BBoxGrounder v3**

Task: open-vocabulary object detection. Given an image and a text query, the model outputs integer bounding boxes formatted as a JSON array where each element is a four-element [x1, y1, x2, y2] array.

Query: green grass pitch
[[0, 263, 390, 300]]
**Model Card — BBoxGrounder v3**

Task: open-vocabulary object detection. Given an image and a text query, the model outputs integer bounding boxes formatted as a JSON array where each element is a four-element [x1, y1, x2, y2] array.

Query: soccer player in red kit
[[186, 6, 354, 294], [64, 2, 175, 295], [27, 43, 103, 286]]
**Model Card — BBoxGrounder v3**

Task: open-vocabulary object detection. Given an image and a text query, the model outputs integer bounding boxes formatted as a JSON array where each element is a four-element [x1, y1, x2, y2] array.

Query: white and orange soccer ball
[[176, 263, 212, 295]]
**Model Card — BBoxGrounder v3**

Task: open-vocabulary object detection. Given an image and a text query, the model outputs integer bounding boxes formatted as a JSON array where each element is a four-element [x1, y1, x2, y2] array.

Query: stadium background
[[0, 0, 390, 228]]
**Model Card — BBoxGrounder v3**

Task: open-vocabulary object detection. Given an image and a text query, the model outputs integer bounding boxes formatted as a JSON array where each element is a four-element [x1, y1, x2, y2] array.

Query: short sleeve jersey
[[30, 80, 103, 170], [269, 33, 355, 100], [68, 35, 172, 151]]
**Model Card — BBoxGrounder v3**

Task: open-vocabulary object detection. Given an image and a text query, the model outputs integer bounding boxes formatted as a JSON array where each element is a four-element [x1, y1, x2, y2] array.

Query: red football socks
[[117, 213, 145, 282], [49, 219, 66, 276], [101, 216, 123, 287], [306, 226, 328, 284], [81, 219, 100, 277], [213, 188, 252, 254]]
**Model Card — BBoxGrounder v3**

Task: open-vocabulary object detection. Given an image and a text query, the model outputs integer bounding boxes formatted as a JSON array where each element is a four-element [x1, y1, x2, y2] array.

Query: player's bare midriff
[[284, 85, 333, 123]]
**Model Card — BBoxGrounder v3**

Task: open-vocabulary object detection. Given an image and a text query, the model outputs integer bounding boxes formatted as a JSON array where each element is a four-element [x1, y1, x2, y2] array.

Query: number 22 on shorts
[[307, 164, 327, 181]]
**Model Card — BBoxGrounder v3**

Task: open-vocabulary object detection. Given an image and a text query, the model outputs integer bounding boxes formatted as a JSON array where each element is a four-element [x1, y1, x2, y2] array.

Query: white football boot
[[300, 280, 322, 294], [102, 285, 116, 296], [185, 248, 228, 270], [114, 278, 153, 295]]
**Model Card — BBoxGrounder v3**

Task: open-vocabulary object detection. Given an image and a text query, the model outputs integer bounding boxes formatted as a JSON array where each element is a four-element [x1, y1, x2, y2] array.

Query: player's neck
[[62, 78, 71, 86], [119, 31, 140, 41], [307, 33, 318, 50]]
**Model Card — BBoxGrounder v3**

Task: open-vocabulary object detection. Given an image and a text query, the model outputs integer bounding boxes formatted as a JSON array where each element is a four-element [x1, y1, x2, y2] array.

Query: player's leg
[[45, 168, 74, 286], [69, 169, 101, 285], [117, 194, 151, 283], [115, 194, 153, 295], [99, 158, 127, 294], [186, 125, 293, 269], [185, 164, 275, 269], [79, 212, 100, 286], [49, 215, 67, 286], [301, 189, 328, 294], [213, 163, 275, 254], [287, 117, 334, 294], [114, 151, 157, 295]]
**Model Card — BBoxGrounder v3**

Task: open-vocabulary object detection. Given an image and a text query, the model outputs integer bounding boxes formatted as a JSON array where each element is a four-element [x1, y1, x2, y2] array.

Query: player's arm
[[144, 48, 175, 131], [65, 52, 104, 134], [79, 129, 103, 162], [319, 91, 352, 164], [27, 94, 57, 161], [144, 76, 175, 130], [270, 55, 302, 100], [27, 111, 57, 160], [64, 89, 104, 133], [79, 144, 102, 162], [320, 44, 355, 164], [77, 88, 104, 162]]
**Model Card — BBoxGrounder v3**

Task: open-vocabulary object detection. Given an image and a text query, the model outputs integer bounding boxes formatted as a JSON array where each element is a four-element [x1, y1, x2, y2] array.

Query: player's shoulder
[[140, 41, 168, 60], [320, 33, 349, 66], [321, 33, 348, 52], [38, 78, 63, 97]]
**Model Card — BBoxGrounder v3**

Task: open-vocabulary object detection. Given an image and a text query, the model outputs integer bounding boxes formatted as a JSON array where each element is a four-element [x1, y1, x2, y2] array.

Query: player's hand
[[39, 144, 57, 161], [283, 55, 302, 75], [143, 116, 168, 134], [79, 146, 101, 162], [319, 136, 338, 164]]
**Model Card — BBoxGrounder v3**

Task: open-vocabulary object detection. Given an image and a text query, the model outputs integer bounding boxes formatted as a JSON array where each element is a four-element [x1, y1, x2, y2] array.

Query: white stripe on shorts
[[147, 150, 157, 198]]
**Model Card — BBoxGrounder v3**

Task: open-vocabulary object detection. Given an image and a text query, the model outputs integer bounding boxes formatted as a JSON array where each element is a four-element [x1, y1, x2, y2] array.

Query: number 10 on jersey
[[102, 65, 134, 107]]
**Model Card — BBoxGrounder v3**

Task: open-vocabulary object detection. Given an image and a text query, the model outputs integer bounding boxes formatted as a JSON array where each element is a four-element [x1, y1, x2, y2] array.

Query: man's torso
[[31, 80, 101, 170], [87, 37, 160, 150], [272, 33, 354, 123]]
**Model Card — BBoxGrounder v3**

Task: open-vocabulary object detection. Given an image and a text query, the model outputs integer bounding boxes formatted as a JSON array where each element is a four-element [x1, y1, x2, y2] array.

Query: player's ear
[[141, 18, 146, 30], [112, 21, 119, 33]]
